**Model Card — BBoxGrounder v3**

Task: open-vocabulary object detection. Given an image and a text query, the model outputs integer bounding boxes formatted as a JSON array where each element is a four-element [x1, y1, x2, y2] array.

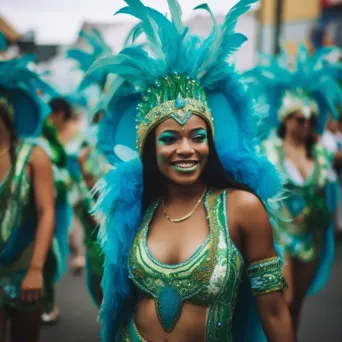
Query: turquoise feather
[[193, 3, 219, 35], [167, 0, 183, 34], [120, 0, 165, 62], [245, 45, 342, 136], [0, 56, 54, 137]]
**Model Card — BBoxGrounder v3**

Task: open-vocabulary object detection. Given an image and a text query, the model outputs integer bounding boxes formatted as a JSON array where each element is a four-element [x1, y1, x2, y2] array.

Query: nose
[[177, 138, 194, 156], [303, 121, 310, 129]]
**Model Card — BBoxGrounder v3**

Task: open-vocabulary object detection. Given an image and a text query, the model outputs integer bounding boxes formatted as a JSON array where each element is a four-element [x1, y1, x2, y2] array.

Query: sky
[[0, 0, 258, 44]]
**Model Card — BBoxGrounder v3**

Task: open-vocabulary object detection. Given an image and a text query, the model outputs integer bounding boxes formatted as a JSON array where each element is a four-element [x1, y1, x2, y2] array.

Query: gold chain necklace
[[0, 146, 10, 159], [162, 186, 207, 224]]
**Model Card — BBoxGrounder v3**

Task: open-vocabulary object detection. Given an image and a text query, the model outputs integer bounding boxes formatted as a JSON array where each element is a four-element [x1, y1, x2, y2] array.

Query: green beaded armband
[[247, 257, 288, 296]]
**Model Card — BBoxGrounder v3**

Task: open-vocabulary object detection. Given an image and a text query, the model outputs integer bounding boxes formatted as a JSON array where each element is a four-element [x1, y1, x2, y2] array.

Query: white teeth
[[174, 162, 196, 168]]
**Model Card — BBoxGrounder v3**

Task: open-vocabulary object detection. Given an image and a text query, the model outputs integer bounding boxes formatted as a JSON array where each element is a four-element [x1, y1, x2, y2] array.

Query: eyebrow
[[191, 127, 207, 133]]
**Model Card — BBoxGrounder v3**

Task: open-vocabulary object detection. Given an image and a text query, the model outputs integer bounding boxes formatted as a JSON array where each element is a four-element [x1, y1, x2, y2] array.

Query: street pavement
[[41, 242, 342, 342]]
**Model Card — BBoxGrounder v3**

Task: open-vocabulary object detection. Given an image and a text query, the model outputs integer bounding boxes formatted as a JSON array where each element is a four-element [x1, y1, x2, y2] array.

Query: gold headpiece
[[136, 73, 214, 156], [279, 89, 318, 121]]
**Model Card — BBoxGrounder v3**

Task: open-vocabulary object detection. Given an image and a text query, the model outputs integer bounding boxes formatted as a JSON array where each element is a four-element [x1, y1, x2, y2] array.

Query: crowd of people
[[0, 0, 341, 341]]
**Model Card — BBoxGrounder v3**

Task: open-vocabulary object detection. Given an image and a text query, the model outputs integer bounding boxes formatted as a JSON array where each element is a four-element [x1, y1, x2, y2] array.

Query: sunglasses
[[292, 116, 309, 125]]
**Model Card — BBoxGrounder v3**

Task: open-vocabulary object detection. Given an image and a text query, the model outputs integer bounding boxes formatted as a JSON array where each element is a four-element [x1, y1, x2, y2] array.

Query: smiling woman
[[86, 0, 295, 341], [155, 116, 209, 185]]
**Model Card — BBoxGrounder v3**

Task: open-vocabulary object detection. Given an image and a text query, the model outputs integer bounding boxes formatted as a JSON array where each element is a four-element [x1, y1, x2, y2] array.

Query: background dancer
[[0, 57, 55, 342]]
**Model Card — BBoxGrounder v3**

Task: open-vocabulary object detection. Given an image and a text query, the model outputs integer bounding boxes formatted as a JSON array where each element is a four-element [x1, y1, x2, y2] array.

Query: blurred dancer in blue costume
[[72, 107, 110, 307], [245, 45, 342, 332], [66, 28, 113, 306], [84, 1, 295, 341], [37, 97, 74, 324], [0, 54, 55, 341], [66, 98, 109, 307], [67, 27, 112, 92]]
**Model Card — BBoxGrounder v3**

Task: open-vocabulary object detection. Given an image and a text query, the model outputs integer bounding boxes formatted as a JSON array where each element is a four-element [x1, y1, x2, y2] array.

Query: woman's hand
[[21, 268, 43, 302]]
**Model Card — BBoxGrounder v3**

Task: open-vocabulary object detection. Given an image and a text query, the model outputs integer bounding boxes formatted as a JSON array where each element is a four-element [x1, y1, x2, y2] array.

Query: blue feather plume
[[0, 56, 55, 137], [244, 45, 342, 136], [92, 159, 143, 339]]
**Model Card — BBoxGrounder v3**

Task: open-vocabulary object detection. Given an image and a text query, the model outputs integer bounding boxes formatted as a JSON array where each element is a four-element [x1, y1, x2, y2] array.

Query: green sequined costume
[[0, 142, 41, 311], [263, 137, 333, 262], [70, 143, 109, 307], [116, 189, 287, 341]]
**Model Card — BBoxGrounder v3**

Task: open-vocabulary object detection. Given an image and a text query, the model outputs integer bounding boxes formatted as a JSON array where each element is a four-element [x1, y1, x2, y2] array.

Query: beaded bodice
[[128, 189, 244, 340], [263, 138, 332, 233], [0, 143, 33, 246]]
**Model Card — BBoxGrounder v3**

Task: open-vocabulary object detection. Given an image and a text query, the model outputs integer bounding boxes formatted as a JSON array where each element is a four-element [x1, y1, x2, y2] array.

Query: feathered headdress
[[244, 45, 342, 136], [84, 1, 285, 340], [67, 28, 112, 90], [0, 56, 55, 137]]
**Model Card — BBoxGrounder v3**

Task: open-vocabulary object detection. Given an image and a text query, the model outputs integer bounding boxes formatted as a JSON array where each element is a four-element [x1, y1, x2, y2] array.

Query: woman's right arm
[[21, 146, 55, 302], [232, 191, 296, 342]]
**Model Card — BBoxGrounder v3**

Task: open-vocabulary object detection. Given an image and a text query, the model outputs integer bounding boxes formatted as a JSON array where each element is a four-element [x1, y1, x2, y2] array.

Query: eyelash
[[192, 135, 206, 142], [159, 133, 207, 144], [160, 136, 177, 144]]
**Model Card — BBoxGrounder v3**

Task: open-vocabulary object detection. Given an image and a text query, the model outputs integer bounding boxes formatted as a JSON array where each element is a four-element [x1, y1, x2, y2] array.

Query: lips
[[171, 160, 199, 169]]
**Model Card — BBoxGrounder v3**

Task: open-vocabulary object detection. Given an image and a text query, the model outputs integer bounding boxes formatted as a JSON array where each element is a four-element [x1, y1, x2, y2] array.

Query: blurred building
[[259, 0, 320, 54], [259, 0, 341, 55]]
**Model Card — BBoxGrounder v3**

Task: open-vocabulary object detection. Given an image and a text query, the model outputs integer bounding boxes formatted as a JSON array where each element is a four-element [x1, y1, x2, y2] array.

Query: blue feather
[[124, 22, 144, 46], [244, 46, 342, 137], [167, 0, 183, 34], [193, 3, 219, 35], [0, 57, 53, 137], [92, 160, 143, 339], [118, 1, 165, 62]]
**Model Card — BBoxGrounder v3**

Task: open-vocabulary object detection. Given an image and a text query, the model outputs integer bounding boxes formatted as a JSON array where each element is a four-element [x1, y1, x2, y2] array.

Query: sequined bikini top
[[262, 138, 332, 232], [128, 188, 244, 334], [0, 142, 34, 247]]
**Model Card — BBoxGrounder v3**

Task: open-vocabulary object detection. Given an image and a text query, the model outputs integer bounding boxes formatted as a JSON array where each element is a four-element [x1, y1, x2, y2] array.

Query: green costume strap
[[0, 142, 41, 310], [42, 121, 67, 167], [0, 142, 34, 245], [247, 256, 287, 296]]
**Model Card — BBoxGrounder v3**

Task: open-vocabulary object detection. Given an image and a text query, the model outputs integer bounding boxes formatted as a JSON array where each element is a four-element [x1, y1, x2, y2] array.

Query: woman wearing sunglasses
[[246, 46, 342, 333]]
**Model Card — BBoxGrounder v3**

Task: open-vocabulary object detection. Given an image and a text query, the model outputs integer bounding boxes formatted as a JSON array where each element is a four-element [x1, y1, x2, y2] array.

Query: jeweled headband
[[278, 89, 318, 121], [136, 73, 214, 156]]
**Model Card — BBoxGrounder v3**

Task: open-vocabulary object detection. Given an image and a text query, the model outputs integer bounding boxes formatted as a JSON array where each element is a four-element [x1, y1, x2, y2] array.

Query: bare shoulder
[[79, 145, 90, 165], [226, 189, 270, 231], [227, 189, 266, 214], [29, 145, 52, 167]]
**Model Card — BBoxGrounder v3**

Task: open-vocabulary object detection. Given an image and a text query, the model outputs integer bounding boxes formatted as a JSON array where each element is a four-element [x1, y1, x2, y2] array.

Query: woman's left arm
[[21, 146, 55, 302], [237, 192, 296, 342]]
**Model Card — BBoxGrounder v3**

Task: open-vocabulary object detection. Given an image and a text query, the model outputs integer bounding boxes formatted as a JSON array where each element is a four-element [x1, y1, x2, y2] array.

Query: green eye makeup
[[192, 128, 208, 142], [158, 132, 177, 145]]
